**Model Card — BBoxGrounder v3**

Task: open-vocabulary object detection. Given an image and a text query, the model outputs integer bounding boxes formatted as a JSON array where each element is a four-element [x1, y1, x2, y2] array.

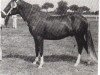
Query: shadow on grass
[[3, 54, 94, 66]]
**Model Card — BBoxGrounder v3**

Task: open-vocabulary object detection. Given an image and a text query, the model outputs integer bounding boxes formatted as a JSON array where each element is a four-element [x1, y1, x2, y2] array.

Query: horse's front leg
[[33, 36, 44, 68], [33, 38, 39, 65]]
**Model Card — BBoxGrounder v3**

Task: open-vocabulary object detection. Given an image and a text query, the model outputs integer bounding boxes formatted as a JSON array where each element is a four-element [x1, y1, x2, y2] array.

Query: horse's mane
[[19, 0, 87, 22], [20, 0, 41, 12]]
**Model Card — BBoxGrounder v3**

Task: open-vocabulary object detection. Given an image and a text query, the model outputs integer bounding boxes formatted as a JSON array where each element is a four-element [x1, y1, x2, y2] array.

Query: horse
[[2, 0, 97, 68]]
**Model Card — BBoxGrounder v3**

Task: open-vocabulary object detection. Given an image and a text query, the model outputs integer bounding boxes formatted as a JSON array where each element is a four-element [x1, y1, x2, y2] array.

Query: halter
[[2, 10, 7, 15], [2, 0, 18, 18], [2, 0, 35, 21]]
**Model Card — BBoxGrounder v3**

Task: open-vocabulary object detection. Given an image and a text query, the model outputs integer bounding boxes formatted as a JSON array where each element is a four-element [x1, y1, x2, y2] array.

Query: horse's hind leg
[[83, 35, 92, 64], [74, 36, 84, 66]]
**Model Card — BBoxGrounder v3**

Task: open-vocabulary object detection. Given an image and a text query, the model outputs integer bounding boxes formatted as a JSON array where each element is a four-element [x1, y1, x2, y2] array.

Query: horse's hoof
[[38, 66, 43, 69], [33, 61, 37, 65], [87, 61, 91, 65], [38, 63, 43, 69], [74, 64, 78, 67]]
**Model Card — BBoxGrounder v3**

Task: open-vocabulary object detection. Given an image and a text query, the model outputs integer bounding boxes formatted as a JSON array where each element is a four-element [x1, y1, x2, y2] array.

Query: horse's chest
[[29, 22, 45, 36]]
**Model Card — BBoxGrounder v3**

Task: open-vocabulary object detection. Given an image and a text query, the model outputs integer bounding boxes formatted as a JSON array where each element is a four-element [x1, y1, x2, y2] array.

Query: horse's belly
[[44, 35, 69, 40], [44, 28, 70, 40]]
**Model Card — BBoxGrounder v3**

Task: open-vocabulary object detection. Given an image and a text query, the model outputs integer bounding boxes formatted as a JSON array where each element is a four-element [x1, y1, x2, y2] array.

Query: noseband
[[2, 1, 18, 18], [2, 7, 14, 17], [2, 10, 7, 16]]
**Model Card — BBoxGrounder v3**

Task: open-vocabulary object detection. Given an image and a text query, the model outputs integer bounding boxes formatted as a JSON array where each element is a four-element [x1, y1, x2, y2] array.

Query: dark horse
[[2, 0, 97, 68]]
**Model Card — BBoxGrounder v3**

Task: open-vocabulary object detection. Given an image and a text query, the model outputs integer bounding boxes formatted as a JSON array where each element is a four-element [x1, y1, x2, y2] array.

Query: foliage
[[78, 6, 90, 13], [42, 2, 54, 12], [69, 4, 79, 12], [95, 10, 99, 15]]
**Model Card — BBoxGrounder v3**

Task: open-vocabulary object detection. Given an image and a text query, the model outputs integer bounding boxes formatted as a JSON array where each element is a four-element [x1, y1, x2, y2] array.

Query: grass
[[0, 18, 98, 75]]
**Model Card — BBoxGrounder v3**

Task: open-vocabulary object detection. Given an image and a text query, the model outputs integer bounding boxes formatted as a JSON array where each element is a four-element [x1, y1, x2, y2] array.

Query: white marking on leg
[[74, 54, 81, 67], [38, 56, 44, 69], [33, 57, 39, 65]]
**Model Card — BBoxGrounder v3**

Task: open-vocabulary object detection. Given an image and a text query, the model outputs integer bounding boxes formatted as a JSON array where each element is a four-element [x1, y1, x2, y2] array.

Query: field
[[0, 18, 98, 75]]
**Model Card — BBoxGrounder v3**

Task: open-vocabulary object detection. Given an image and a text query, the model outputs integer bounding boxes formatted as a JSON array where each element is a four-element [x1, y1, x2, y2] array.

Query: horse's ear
[[15, 0, 22, 5], [16, 0, 23, 3], [11, 1, 17, 8], [16, 0, 19, 2], [11, 0, 19, 2]]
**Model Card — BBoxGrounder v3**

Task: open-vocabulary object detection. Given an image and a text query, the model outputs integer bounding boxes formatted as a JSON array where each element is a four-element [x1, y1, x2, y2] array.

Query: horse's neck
[[18, 1, 33, 22], [18, 1, 46, 26]]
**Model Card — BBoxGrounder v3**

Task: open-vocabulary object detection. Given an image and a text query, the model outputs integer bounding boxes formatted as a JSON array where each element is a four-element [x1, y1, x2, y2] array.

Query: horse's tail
[[85, 24, 98, 62]]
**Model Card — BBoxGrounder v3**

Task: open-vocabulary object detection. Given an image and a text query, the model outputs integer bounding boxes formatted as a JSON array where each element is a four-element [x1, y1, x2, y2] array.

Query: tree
[[78, 6, 90, 13], [56, 1, 69, 15], [69, 4, 79, 12], [95, 10, 99, 15], [42, 2, 54, 12], [32, 4, 41, 12], [91, 11, 95, 15]]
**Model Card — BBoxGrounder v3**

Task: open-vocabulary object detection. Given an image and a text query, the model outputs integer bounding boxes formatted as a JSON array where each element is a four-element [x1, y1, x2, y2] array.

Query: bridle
[[2, 0, 34, 21], [1, 0, 19, 18]]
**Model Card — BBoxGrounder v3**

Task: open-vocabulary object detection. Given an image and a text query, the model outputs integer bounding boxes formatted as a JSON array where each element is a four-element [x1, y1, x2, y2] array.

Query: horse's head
[[4, 0, 42, 16], [1, 0, 22, 27], [2, 0, 22, 18], [2, 0, 42, 24]]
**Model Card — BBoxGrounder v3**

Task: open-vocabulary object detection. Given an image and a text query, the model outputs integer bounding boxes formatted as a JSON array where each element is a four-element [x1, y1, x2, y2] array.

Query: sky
[[1, 0, 99, 11]]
